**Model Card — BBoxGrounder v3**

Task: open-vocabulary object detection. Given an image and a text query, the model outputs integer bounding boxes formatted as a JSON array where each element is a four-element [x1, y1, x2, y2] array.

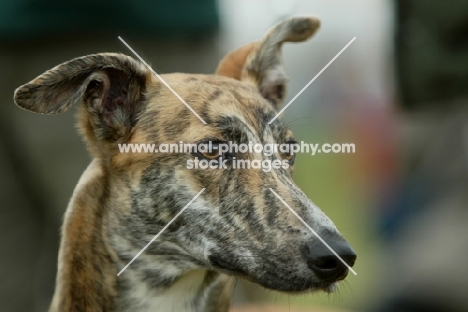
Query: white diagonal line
[[118, 36, 207, 125], [268, 37, 356, 124], [268, 188, 357, 276], [117, 188, 206, 276]]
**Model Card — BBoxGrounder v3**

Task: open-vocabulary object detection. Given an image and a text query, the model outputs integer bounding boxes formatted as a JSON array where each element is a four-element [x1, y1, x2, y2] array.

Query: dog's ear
[[216, 16, 320, 110], [14, 53, 148, 142]]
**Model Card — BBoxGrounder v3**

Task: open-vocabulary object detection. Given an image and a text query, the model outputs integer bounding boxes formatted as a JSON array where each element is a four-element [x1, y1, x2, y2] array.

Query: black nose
[[305, 235, 356, 282]]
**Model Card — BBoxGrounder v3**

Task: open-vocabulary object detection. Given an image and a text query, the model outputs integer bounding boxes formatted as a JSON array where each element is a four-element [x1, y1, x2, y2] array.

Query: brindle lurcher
[[14, 16, 356, 312]]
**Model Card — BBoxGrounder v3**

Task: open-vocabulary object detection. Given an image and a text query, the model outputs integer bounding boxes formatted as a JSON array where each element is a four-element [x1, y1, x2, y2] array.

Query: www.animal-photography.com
[[1, 1, 467, 312]]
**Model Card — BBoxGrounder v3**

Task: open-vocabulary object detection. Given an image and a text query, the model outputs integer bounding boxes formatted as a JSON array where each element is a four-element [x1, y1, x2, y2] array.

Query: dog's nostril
[[312, 256, 338, 270]]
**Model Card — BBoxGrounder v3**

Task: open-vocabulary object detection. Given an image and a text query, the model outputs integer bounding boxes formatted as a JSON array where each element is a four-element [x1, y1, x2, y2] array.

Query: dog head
[[14, 16, 355, 293]]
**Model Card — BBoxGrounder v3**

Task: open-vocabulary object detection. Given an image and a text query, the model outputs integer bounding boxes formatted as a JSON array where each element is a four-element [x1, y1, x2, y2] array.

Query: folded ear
[[216, 16, 320, 110], [14, 53, 148, 142]]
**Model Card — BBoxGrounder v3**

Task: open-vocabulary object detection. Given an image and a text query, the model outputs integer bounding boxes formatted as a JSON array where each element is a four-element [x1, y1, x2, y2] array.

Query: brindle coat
[[14, 16, 353, 312]]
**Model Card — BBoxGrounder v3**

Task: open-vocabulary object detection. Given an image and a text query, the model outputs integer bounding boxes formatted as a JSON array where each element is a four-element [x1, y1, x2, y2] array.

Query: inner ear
[[84, 68, 145, 142], [216, 16, 320, 111], [258, 68, 288, 107]]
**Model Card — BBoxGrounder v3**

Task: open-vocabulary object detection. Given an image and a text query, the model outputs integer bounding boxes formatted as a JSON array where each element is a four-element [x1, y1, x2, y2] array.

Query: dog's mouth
[[208, 254, 248, 276], [208, 254, 342, 293], [250, 275, 340, 294]]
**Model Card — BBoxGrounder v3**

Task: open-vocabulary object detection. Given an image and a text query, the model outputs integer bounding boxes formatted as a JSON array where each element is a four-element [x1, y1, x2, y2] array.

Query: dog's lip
[[256, 281, 337, 294], [208, 254, 248, 276], [243, 272, 339, 294]]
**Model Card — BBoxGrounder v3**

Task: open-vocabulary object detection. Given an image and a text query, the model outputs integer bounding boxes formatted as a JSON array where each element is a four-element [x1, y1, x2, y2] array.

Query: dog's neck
[[50, 160, 232, 312]]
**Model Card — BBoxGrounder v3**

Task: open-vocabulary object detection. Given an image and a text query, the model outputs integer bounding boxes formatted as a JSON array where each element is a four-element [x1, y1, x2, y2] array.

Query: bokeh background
[[1, 0, 467, 311]]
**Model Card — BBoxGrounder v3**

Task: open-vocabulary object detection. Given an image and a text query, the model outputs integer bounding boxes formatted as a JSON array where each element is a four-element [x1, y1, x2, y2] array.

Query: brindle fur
[[14, 16, 352, 312]]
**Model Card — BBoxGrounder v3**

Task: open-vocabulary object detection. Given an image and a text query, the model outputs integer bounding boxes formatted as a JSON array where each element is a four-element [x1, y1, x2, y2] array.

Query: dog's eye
[[195, 141, 224, 160], [200, 144, 221, 160], [281, 151, 295, 163], [281, 141, 297, 165]]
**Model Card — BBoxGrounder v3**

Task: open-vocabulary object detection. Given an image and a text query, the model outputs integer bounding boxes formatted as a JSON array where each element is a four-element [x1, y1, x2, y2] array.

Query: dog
[[14, 16, 356, 312]]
